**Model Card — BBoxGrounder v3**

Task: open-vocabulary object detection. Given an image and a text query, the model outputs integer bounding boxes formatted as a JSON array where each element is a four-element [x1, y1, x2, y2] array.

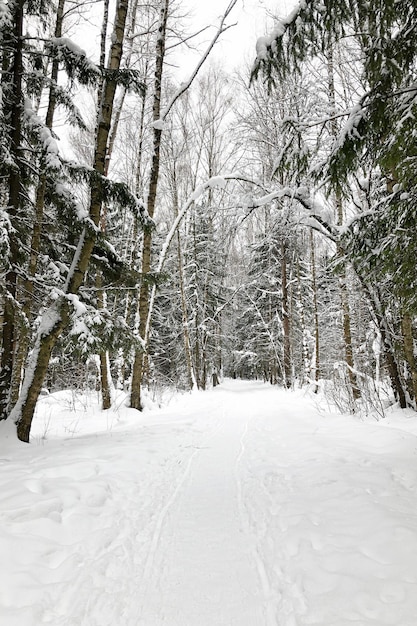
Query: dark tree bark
[[401, 311, 417, 404], [96, 0, 112, 410], [0, 0, 25, 420], [358, 280, 407, 409], [281, 242, 292, 388], [309, 230, 320, 392], [130, 0, 169, 410], [10, 0, 66, 408]]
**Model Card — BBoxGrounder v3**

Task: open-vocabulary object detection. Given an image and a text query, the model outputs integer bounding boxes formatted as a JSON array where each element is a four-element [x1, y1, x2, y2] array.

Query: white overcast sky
[[70, 1, 295, 79], [174, 0, 295, 77]]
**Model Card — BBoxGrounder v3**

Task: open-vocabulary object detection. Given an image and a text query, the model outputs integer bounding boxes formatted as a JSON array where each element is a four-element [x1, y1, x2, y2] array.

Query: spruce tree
[[252, 0, 416, 406], [9, 0, 141, 441]]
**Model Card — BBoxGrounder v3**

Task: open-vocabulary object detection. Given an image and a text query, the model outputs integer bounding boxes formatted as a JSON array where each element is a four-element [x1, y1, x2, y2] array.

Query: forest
[[0, 0, 416, 442]]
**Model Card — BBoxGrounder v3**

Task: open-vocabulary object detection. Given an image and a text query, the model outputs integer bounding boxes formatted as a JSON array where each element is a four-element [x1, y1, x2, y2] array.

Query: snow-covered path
[[1, 379, 417, 625], [137, 410, 265, 625]]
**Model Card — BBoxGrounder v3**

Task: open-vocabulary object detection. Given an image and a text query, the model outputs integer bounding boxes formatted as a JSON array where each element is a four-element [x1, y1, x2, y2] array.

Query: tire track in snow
[[234, 414, 280, 626]]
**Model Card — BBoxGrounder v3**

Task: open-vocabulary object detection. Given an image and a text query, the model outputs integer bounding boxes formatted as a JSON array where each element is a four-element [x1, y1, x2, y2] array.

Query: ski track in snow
[[136, 393, 267, 625], [1, 379, 417, 625], [235, 412, 280, 625], [136, 416, 226, 622]]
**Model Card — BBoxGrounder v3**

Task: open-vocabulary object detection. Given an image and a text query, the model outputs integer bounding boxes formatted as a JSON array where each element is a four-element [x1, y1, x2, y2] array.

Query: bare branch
[[165, 25, 212, 51], [154, 0, 239, 126]]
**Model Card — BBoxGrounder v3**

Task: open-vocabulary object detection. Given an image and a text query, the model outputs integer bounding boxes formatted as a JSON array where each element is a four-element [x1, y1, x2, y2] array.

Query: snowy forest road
[[133, 380, 417, 626], [2, 380, 417, 625], [136, 392, 268, 625]]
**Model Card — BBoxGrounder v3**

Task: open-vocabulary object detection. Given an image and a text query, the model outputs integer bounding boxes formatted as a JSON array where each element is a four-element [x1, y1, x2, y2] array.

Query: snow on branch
[[188, 175, 337, 242], [23, 99, 61, 170], [48, 83, 88, 129], [0, 206, 11, 258], [143, 173, 336, 349], [254, 0, 305, 62], [47, 37, 100, 85], [0, 1, 11, 28], [334, 100, 366, 148], [64, 161, 150, 228], [66, 293, 87, 318], [238, 181, 338, 241]]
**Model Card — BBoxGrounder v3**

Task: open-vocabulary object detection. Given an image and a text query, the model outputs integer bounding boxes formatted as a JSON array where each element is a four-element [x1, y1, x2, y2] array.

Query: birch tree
[[130, 0, 238, 409]]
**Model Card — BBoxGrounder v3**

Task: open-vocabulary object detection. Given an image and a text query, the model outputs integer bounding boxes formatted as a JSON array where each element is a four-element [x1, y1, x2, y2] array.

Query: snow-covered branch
[[143, 173, 338, 348], [23, 100, 61, 170], [254, 1, 304, 63]]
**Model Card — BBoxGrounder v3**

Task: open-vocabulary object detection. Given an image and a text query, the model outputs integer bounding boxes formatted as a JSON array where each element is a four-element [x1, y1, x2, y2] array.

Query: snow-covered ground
[[1, 379, 417, 625]]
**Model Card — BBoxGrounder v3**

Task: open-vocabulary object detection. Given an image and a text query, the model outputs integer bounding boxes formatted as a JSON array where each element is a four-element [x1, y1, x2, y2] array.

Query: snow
[[152, 119, 166, 131], [190, 184, 204, 202], [0, 207, 11, 252], [206, 175, 227, 189], [336, 102, 365, 147], [255, 2, 304, 61], [1, 379, 417, 625], [0, 1, 11, 29], [23, 100, 61, 170], [51, 37, 87, 59], [66, 293, 88, 317]]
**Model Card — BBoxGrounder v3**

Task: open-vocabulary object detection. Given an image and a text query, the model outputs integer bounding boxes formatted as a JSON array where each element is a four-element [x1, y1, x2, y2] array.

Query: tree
[[253, 0, 416, 174], [130, 0, 170, 410], [129, 0, 239, 409], [0, 0, 101, 420], [0, 0, 26, 421], [10, 0, 138, 441], [252, 0, 416, 294], [9, 0, 67, 409], [252, 0, 417, 407]]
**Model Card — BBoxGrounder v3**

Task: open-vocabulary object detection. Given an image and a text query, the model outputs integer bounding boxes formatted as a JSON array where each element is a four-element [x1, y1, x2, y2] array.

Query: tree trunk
[[192, 215, 202, 388], [177, 227, 196, 389], [96, 271, 112, 409], [327, 44, 360, 401], [400, 310, 417, 405], [357, 279, 407, 408], [296, 257, 310, 386], [10, 0, 130, 441], [310, 230, 320, 392], [117, 64, 148, 390], [95, 0, 112, 410], [15, 302, 71, 442], [339, 264, 361, 400], [171, 181, 196, 389], [380, 322, 407, 408], [130, 0, 170, 410], [0, 0, 24, 420], [10, 0, 66, 408], [281, 242, 292, 388], [99, 352, 112, 409]]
